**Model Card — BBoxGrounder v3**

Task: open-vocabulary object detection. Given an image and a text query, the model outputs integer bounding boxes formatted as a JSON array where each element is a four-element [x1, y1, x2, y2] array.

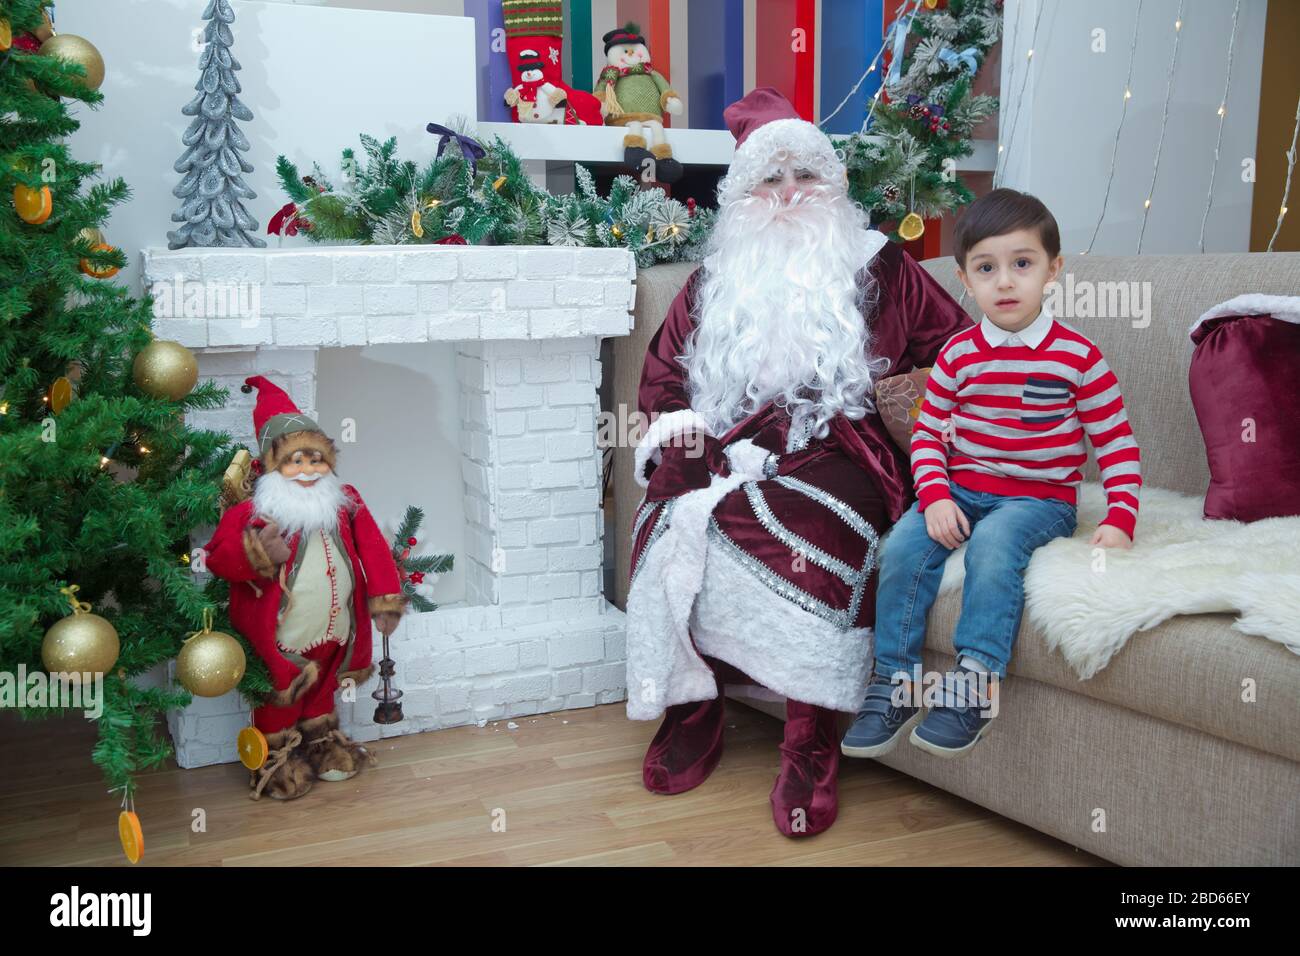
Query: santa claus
[[626, 88, 974, 837], [204, 377, 405, 801]]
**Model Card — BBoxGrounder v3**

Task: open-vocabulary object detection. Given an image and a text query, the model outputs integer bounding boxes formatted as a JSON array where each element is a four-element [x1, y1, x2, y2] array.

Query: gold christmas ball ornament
[[77, 226, 105, 248], [0, 19, 12, 52], [177, 611, 246, 697], [41, 586, 120, 676], [35, 8, 55, 43], [898, 212, 926, 241], [38, 34, 106, 92], [133, 340, 198, 400]]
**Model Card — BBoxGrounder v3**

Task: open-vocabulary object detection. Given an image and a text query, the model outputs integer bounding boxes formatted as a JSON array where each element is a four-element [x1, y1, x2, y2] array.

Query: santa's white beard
[[682, 186, 890, 442], [252, 469, 347, 536]]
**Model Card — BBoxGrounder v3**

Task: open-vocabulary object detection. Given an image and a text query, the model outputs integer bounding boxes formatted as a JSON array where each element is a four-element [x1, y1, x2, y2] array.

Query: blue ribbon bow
[[885, 12, 916, 85], [937, 46, 979, 75], [426, 123, 487, 175]]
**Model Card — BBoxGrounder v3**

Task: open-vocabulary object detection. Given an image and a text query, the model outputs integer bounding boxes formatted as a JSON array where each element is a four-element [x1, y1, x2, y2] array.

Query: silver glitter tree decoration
[[166, 0, 265, 249]]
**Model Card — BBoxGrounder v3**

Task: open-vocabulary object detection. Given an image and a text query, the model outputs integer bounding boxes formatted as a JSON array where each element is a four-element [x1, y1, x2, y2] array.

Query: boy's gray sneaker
[[841, 672, 922, 758], [910, 665, 997, 758]]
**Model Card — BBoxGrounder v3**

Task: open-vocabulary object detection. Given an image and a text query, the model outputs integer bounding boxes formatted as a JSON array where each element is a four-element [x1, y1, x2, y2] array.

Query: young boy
[[842, 187, 1142, 759]]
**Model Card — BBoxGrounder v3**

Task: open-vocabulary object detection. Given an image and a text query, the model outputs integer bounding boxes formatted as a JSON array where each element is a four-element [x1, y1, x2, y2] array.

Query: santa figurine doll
[[505, 48, 602, 126], [596, 23, 684, 183], [204, 376, 405, 801], [505, 50, 568, 124]]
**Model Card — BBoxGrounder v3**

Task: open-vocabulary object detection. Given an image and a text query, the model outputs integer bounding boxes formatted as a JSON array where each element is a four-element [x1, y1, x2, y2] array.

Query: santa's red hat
[[241, 375, 336, 471], [719, 86, 846, 206]]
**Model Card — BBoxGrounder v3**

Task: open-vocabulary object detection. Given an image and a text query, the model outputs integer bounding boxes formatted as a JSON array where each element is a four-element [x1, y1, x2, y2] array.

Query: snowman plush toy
[[596, 23, 684, 183], [505, 50, 569, 124]]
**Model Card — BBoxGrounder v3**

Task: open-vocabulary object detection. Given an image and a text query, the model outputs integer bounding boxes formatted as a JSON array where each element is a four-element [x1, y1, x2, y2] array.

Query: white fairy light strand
[[1085, 0, 1145, 254], [1266, 92, 1299, 253], [1198, 0, 1242, 253], [992, 0, 1023, 185], [1137, 2, 1185, 253], [993, 0, 1045, 188], [818, 0, 922, 131]]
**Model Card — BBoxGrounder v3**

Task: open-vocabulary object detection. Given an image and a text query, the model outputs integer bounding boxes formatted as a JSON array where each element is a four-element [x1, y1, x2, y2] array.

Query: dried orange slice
[[237, 725, 268, 770], [118, 810, 143, 864], [898, 212, 926, 241], [14, 184, 53, 224], [49, 376, 72, 414], [79, 242, 121, 278]]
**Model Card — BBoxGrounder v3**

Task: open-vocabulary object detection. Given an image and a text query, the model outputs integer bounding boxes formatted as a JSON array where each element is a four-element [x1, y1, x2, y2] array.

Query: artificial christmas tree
[[0, 0, 253, 829], [838, 0, 1001, 242], [166, 0, 265, 249]]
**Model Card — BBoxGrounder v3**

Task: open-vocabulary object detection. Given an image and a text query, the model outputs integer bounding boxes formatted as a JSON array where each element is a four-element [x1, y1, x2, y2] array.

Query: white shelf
[[475, 122, 997, 187], [477, 122, 736, 168]]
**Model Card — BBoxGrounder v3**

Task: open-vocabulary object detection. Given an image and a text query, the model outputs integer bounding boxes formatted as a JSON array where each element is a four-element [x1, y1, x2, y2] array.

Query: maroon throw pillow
[[875, 367, 931, 453], [1189, 295, 1300, 521]]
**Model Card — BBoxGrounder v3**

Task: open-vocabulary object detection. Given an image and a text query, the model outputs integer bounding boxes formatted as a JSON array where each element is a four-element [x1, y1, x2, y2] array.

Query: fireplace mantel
[[141, 244, 637, 767]]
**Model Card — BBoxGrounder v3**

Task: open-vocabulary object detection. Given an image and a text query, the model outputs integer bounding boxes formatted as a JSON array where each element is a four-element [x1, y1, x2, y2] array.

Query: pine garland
[[274, 126, 715, 269]]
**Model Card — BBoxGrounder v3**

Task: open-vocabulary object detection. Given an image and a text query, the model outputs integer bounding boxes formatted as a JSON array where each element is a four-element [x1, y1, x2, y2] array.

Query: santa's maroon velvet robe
[[626, 236, 974, 715]]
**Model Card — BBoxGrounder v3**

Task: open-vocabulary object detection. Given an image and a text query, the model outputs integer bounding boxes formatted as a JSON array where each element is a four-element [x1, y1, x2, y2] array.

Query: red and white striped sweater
[[911, 311, 1142, 538]]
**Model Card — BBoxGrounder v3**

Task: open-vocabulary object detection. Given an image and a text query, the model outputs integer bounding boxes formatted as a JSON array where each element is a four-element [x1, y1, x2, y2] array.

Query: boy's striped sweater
[[911, 308, 1142, 538]]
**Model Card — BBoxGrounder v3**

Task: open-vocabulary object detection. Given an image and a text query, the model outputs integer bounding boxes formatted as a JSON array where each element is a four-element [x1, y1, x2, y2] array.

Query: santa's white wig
[[682, 120, 890, 445]]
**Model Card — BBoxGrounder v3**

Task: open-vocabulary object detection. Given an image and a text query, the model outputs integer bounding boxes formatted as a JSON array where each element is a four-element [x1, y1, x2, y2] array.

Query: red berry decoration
[[407, 536, 417, 546], [410, 572, 425, 584]]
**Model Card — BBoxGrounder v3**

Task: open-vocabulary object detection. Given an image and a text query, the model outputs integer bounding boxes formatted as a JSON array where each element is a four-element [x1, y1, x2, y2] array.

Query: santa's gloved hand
[[373, 611, 402, 637], [646, 435, 730, 502], [256, 521, 291, 566]]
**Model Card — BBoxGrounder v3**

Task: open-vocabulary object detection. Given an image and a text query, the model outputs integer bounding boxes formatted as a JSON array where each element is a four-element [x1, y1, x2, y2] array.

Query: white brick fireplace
[[141, 244, 636, 767]]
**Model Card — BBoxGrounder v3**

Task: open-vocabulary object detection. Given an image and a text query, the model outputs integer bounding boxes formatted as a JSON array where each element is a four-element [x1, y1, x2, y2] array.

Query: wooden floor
[[0, 702, 1106, 866]]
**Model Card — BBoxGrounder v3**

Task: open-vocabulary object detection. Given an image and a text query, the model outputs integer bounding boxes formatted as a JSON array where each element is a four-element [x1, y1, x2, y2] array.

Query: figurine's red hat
[[242, 375, 336, 471]]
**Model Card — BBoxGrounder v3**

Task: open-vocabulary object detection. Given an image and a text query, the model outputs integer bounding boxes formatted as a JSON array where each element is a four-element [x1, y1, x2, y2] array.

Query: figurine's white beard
[[683, 185, 889, 441], [252, 469, 346, 536]]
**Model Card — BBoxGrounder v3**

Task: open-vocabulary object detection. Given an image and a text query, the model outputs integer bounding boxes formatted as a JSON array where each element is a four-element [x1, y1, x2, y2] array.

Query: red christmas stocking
[[503, 1, 566, 87]]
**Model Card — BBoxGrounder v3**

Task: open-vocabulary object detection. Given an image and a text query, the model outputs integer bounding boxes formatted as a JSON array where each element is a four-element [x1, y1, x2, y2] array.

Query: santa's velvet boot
[[642, 669, 726, 795], [770, 699, 841, 837]]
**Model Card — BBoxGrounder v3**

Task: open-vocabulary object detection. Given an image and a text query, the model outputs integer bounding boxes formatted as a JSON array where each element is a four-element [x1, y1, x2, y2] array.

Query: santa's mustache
[[733, 184, 836, 218]]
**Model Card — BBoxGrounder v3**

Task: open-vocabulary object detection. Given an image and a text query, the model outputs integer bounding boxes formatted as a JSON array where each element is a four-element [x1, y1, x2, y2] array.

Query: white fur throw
[[929, 482, 1300, 679]]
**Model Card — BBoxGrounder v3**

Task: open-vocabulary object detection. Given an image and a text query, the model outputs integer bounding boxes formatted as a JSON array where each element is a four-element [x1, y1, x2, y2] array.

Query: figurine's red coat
[[204, 484, 403, 702]]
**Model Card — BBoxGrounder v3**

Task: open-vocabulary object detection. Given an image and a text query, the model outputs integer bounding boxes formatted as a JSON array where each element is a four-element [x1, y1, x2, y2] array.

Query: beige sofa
[[610, 252, 1300, 866]]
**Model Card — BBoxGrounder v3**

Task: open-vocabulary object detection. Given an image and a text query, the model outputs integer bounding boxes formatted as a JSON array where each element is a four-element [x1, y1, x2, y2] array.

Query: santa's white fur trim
[[690, 542, 873, 713], [1189, 294, 1300, 338], [624, 438, 773, 720], [633, 408, 714, 488]]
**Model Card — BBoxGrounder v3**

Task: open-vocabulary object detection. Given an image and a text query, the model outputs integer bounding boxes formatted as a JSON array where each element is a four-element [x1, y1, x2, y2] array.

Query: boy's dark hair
[[953, 187, 1060, 268]]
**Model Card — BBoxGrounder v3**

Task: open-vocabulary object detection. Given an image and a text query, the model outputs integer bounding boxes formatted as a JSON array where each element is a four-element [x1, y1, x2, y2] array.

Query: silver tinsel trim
[[630, 498, 675, 585]]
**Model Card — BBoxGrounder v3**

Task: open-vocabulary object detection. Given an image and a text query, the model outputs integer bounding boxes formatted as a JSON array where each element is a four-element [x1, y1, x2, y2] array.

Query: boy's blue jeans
[[872, 482, 1078, 680]]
